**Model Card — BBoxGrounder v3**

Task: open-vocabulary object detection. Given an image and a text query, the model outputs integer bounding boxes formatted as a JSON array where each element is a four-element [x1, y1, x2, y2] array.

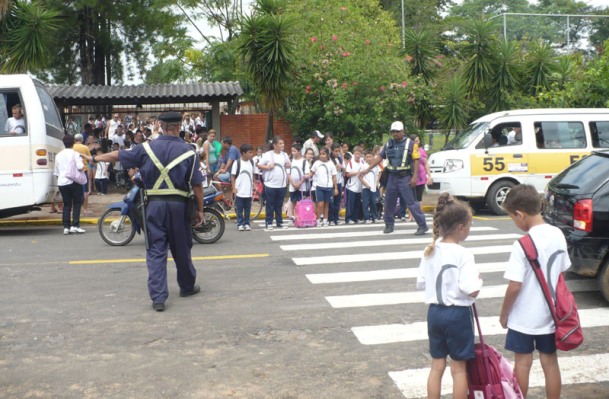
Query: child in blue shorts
[[499, 184, 568, 399], [306, 147, 338, 227], [416, 193, 482, 399]]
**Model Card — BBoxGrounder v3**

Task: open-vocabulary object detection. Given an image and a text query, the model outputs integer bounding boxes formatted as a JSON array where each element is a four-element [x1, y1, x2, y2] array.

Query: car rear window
[[552, 152, 609, 193]]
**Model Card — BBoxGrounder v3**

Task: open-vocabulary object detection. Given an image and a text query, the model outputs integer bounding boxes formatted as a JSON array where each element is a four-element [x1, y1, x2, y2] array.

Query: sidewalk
[[0, 188, 438, 227]]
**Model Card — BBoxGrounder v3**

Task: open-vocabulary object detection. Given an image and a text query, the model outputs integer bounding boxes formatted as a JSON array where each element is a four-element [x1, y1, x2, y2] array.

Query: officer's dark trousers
[[146, 200, 197, 303], [383, 173, 427, 228]]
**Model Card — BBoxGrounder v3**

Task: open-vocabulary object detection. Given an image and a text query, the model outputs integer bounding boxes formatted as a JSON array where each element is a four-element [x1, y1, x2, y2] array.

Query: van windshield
[[443, 122, 489, 150]]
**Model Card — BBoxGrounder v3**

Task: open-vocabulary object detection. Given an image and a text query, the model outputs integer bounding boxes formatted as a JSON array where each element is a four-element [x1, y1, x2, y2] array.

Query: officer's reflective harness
[[385, 138, 413, 172], [142, 142, 195, 198]]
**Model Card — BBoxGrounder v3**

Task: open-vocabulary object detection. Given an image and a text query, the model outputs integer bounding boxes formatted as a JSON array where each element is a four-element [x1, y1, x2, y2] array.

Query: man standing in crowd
[[215, 137, 240, 183], [362, 121, 429, 235], [105, 113, 121, 141], [302, 130, 323, 157], [85, 112, 205, 312]]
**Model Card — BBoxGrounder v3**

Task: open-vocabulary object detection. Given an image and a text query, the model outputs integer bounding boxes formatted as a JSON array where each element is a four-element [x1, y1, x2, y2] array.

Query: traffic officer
[[362, 121, 429, 235], [85, 112, 205, 312]]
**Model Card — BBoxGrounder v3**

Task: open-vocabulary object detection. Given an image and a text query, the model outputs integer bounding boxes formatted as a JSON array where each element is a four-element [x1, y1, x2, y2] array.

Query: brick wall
[[220, 113, 293, 151]]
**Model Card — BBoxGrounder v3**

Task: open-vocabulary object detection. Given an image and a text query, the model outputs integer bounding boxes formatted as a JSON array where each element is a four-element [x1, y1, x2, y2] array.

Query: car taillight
[[573, 199, 593, 232]]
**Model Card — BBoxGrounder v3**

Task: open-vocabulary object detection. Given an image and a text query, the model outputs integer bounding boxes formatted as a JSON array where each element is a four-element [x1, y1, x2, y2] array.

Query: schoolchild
[[360, 150, 380, 223], [307, 147, 338, 227], [416, 193, 482, 399], [344, 146, 364, 224], [94, 148, 110, 195], [499, 184, 568, 399], [328, 143, 344, 225], [253, 146, 264, 183], [303, 148, 316, 202], [258, 136, 291, 229], [198, 151, 208, 188], [231, 144, 255, 231], [287, 144, 306, 223]]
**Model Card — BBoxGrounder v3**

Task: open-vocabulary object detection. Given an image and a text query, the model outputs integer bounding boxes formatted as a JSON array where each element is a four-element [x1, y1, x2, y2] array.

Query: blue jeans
[[218, 172, 230, 182], [383, 173, 427, 228], [235, 196, 252, 226], [328, 184, 342, 223], [265, 186, 286, 227], [345, 189, 361, 223], [362, 188, 377, 221]]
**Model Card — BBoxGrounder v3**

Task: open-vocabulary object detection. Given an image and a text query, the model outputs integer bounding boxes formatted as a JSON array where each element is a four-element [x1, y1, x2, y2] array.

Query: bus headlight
[[444, 159, 464, 173]]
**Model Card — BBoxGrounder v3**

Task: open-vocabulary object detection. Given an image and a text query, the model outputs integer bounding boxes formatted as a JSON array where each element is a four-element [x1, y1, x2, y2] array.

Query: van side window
[[590, 122, 609, 148], [476, 122, 522, 149], [535, 121, 585, 149], [35, 86, 63, 140], [1, 91, 27, 137]]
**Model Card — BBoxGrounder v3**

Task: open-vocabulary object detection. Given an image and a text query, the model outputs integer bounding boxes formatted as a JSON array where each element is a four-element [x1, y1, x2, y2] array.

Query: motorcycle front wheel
[[98, 208, 136, 246], [192, 207, 225, 244]]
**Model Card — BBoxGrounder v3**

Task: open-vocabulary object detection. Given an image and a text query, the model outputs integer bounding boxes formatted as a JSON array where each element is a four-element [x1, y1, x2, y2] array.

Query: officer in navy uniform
[[362, 121, 429, 235], [86, 112, 205, 312]]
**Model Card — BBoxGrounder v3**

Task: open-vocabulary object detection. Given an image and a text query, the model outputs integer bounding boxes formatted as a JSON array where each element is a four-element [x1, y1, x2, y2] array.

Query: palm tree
[[490, 41, 520, 111], [461, 19, 498, 96], [402, 28, 436, 84], [438, 75, 470, 145], [238, 0, 296, 141], [525, 40, 557, 96], [0, 1, 60, 73]]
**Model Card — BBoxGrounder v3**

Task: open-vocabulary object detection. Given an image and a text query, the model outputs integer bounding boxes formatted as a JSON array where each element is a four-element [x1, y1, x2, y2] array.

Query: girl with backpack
[[416, 193, 483, 399], [328, 143, 344, 226], [287, 143, 306, 224], [306, 147, 338, 227]]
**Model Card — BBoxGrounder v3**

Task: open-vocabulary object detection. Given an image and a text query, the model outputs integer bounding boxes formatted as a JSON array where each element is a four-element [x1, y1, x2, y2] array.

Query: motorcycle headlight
[[444, 159, 464, 173]]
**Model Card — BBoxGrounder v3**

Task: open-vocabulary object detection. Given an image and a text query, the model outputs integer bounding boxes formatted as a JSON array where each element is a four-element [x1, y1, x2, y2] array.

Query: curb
[[0, 206, 436, 227]]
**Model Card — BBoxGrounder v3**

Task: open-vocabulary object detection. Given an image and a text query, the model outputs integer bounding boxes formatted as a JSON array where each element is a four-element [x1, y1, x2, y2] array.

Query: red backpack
[[518, 235, 583, 351]]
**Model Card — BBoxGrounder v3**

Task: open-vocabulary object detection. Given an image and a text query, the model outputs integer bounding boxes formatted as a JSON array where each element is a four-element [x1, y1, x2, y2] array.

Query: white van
[[427, 108, 609, 214], [0, 75, 64, 218]]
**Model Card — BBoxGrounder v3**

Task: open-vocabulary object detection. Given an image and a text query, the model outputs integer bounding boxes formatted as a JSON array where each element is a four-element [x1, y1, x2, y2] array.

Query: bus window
[[590, 121, 609, 148], [35, 85, 63, 140], [1, 91, 26, 136], [536, 121, 585, 149]]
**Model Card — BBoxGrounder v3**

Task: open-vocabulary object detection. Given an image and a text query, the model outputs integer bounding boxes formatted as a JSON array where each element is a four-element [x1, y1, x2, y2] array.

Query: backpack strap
[[518, 235, 559, 325]]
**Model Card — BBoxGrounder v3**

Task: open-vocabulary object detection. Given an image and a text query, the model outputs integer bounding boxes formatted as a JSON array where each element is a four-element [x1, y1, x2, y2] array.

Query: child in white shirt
[[344, 146, 363, 223], [231, 144, 255, 231], [416, 193, 482, 399], [287, 144, 306, 222], [360, 150, 380, 223], [94, 156, 110, 195], [306, 147, 338, 227]]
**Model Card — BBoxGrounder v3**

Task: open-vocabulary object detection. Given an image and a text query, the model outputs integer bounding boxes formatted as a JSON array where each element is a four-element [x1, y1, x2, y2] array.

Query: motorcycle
[[98, 178, 225, 246]]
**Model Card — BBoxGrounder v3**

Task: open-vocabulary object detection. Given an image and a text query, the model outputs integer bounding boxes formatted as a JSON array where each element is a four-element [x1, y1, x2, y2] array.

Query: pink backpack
[[467, 304, 523, 399], [293, 196, 317, 228]]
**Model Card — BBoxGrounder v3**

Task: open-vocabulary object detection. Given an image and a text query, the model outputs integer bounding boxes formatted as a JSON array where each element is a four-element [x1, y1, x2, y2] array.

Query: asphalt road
[[1, 215, 608, 399]]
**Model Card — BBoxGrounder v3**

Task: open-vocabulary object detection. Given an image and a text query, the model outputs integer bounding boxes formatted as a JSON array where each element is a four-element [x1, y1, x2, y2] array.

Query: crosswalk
[[262, 216, 609, 398]]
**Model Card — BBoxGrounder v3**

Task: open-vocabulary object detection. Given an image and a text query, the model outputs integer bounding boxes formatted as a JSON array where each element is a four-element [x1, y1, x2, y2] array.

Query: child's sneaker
[[244, 224, 251, 231], [63, 228, 70, 235], [238, 225, 245, 231], [365, 220, 372, 224], [70, 226, 85, 234], [323, 220, 329, 227], [266, 224, 274, 230]]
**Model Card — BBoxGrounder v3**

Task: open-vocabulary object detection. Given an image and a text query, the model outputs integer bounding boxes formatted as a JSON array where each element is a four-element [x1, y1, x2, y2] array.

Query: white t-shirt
[[231, 158, 254, 198], [416, 240, 483, 306], [253, 155, 262, 175], [107, 119, 121, 140], [311, 160, 337, 188], [260, 150, 290, 188], [288, 158, 306, 193], [112, 134, 126, 148], [503, 224, 571, 334], [95, 161, 109, 179], [345, 160, 363, 193], [362, 165, 379, 192], [4, 117, 26, 135], [53, 149, 84, 187], [333, 156, 344, 185]]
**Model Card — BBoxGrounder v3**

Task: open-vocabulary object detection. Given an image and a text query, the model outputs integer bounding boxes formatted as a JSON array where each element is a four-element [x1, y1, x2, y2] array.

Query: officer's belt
[[148, 195, 188, 203]]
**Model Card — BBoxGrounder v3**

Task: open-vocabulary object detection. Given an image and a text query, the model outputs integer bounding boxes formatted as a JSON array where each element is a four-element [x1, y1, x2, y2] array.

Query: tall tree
[[238, 0, 296, 141], [36, 0, 188, 85], [461, 18, 498, 96]]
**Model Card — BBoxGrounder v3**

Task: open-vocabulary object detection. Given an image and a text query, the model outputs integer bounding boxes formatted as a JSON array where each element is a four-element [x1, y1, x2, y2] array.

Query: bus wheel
[[599, 261, 609, 303], [486, 180, 515, 215]]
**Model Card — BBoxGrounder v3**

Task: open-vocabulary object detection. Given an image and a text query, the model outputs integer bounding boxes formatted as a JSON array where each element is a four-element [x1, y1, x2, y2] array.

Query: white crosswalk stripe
[[267, 222, 607, 398]]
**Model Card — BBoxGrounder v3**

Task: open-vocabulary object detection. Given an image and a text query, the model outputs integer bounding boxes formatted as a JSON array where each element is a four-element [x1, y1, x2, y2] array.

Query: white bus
[[0, 75, 64, 218], [427, 109, 609, 214]]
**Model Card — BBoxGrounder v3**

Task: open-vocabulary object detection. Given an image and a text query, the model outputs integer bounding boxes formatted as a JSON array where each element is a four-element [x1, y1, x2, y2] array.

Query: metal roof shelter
[[48, 82, 243, 134]]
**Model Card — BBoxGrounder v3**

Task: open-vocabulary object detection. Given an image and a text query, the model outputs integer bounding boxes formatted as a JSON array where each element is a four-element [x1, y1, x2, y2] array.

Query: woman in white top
[[53, 135, 86, 235], [258, 136, 291, 229]]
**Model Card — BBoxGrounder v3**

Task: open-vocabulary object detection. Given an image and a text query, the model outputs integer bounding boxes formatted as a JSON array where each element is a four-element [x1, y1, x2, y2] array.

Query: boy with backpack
[[287, 143, 306, 224], [499, 184, 569, 399], [231, 144, 255, 231], [344, 146, 364, 224]]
